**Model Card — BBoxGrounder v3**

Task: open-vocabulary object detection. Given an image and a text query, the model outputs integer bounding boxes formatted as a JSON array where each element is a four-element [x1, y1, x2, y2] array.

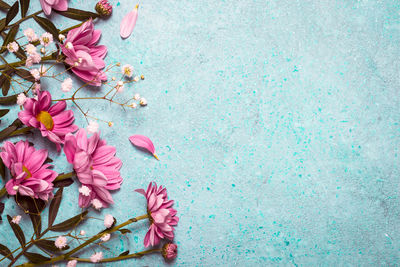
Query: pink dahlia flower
[[135, 182, 179, 247], [40, 0, 68, 16], [1, 141, 57, 201], [18, 91, 78, 151], [60, 19, 107, 86], [63, 129, 123, 208]]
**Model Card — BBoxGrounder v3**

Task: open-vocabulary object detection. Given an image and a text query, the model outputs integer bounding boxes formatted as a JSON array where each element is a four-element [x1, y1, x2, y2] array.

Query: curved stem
[[69, 249, 161, 263]]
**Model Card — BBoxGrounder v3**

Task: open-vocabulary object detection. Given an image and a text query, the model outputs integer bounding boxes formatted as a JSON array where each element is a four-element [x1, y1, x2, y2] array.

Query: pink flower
[[63, 129, 123, 208], [54, 236, 67, 249], [40, 0, 68, 16], [18, 91, 78, 151], [67, 260, 77, 267], [60, 19, 107, 86], [135, 182, 179, 247], [162, 243, 178, 261], [120, 4, 139, 39], [104, 214, 114, 228], [11, 215, 22, 224], [0, 141, 57, 201]]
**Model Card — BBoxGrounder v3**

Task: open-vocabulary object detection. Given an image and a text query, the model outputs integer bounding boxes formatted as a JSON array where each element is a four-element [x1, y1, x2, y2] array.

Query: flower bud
[[162, 243, 177, 261], [96, 0, 113, 17]]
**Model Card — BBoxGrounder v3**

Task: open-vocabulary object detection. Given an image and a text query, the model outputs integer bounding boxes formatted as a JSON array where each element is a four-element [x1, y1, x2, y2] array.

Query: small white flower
[[104, 214, 114, 228], [54, 236, 67, 249], [139, 98, 147, 106], [61, 78, 73, 92], [131, 103, 137, 109], [67, 260, 77, 267], [121, 64, 133, 78], [65, 42, 73, 49], [40, 32, 53, 47], [25, 44, 37, 55], [17, 93, 27, 106], [79, 230, 86, 236], [100, 233, 111, 242], [12, 185, 19, 191], [40, 47, 45, 54], [7, 42, 18, 53], [11, 215, 21, 224], [112, 77, 116, 81], [92, 199, 103, 210], [133, 93, 140, 100], [30, 69, 40, 80], [133, 76, 139, 82], [90, 252, 103, 263], [116, 81, 124, 93], [23, 28, 38, 42], [87, 120, 99, 134], [58, 34, 65, 42], [78, 185, 91, 196]]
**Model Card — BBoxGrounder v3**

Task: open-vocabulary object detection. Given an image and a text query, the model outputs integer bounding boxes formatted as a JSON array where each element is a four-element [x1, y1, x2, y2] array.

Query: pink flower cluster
[[1, 141, 57, 201], [64, 129, 123, 208], [60, 20, 107, 86], [136, 182, 179, 247]]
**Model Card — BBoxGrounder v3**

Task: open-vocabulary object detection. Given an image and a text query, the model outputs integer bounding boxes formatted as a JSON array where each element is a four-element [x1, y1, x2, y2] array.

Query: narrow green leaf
[[0, 202, 4, 221], [53, 178, 74, 188], [7, 215, 25, 247], [1, 24, 19, 53], [50, 210, 88, 232], [33, 15, 59, 40], [56, 8, 99, 21], [0, 243, 13, 260], [1, 76, 10, 96], [48, 188, 63, 227], [0, 109, 9, 118], [15, 195, 46, 214], [19, 0, 29, 18], [119, 250, 130, 256], [0, 157, 5, 181], [14, 41, 26, 59], [0, 94, 17, 105], [35, 239, 69, 252], [29, 213, 41, 237], [23, 251, 50, 263], [5, 1, 19, 25], [0, 1, 11, 10], [0, 18, 6, 33], [118, 229, 132, 234], [15, 68, 35, 82]]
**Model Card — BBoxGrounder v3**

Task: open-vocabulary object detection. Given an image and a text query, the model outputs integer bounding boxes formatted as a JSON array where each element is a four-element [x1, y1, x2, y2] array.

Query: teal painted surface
[[1, 0, 400, 266]]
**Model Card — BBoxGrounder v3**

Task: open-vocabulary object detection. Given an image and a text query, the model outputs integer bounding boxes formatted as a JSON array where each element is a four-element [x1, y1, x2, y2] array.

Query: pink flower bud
[[96, 0, 112, 17], [162, 243, 178, 261]]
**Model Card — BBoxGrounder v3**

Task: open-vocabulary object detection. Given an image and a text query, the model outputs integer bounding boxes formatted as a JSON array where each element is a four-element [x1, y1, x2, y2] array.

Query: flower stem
[[18, 214, 148, 267], [69, 248, 161, 263], [0, 55, 54, 71], [5, 11, 43, 30]]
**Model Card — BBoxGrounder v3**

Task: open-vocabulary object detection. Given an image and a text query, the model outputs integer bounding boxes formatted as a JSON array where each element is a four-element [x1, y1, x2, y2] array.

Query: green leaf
[[0, 157, 5, 181], [0, 0, 10, 10], [0, 94, 17, 105], [1, 75, 10, 96], [0, 243, 13, 260], [53, 178, 74, 188], [23, 251, 50, 264], [0, 18, 6, 33], [14, 195, 46, 214], [118, 229, 132, 234], [29, 213, 41, 237], [7, 215, 25, 247], [33, 15, 59, 40], [19, 0, 29, 18], [56, 8, 99, 21], [5, 1, 19, 25], [14, 41, 26, 59], [35, 239, 69, 252], [0, 202, 4, 221], [0, 118, 20, 141], [119, 250, 130, 256], [1, 24, 19, 53], [48, 188, 63, 227], [15, 68, 35, 82], [50, 210, 88, 232], [0, 109, 9, 117]]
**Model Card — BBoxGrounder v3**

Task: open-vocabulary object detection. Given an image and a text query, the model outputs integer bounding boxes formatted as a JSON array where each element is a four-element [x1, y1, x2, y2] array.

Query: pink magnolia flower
[[135, 182, 179, 247], [162, 243, 178, 261], [40, 0, 68, 16], [63, 129, 123, 208], [18, 91, 78, 151], [60, 19, 107, 86], [1, 141, 57, 201]]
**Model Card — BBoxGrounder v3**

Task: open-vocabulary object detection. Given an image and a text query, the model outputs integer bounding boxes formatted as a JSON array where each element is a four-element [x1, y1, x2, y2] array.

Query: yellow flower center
[[36, 111, 54, 130], [22, 165, 32, 179]]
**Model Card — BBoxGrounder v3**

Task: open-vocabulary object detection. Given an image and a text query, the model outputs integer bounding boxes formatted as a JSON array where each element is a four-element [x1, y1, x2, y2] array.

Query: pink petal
[[120, 5, 138, 39], [129, 135, 159, 160]]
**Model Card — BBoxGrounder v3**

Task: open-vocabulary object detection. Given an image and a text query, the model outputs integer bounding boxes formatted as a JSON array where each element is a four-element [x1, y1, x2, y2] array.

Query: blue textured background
[[1, 0, 400, 266]]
